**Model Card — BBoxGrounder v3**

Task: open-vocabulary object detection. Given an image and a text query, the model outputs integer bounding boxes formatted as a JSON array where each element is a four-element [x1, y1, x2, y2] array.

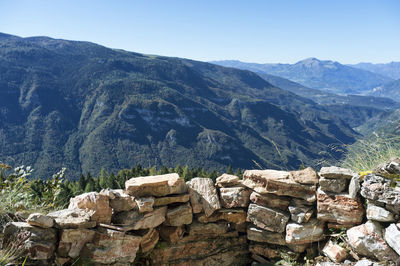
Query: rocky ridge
[[3, 160, 400, 265]]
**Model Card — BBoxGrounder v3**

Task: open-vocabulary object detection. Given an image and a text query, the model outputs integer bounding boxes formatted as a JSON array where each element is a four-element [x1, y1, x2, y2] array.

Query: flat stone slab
[[153, 193, 190, 207], [135, 197, 155, 213], [319, 177, 348, 193], [285, 218, 325, 244], [112, 206, 167, 230], [27, 213, 54, 228], [249, 191, 291, 210], [247, 203, 290, 233], [322, 240, 348, 263], [243, 170, 316, 202], [216, 173, 241, 187], [197, 209, 247, 224], [317, 188, 364, 225], [319, 166, 355, 179], [186, 177, 221, 217], [247, 225, 286, 245], [47, 209, 97, 229], [125, 173, 187, 197], [288, 201, 313, 224]]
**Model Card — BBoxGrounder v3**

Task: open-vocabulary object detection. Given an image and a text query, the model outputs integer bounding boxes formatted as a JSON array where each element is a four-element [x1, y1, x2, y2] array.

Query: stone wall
[[3, 159, 400, 265]]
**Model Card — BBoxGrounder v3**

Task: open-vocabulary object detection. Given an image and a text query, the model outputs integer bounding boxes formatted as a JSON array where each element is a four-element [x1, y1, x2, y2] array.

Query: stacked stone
[[149, 174, 251, 265], [241, 167, 324, 263], [316, 166, 365, 263], [345, 159, 400, 263]]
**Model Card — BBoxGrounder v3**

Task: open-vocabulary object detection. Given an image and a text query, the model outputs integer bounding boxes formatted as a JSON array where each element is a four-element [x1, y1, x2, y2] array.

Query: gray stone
[[112, 206, 167, 230], [366, 203, 395, 222], [319, 166, 355, 179], [385, 223, 400, 256], [219, 186, 250, 208], [247, 203, 290, 233], [346, 221, 398, 261], [26, 213, 54, 228], [47, 209, 96, 229], [319, 177, 347, 192], [247, 225, 286, 245], [361, 174, 400, 206], [186, 177, 221, 217], [349, 174, 361, 199], [288, 200, 314, 224], [285, 218, 325, 244]]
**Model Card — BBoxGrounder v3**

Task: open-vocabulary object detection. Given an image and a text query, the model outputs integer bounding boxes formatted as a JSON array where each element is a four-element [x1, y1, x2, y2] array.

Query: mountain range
[[212, 58, 394, 95], [0, 33, 363, 179]]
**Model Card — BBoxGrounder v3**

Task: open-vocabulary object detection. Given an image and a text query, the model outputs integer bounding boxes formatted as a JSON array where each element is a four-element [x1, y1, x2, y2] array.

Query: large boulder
[[57, 229, 96, 258], [186, 177, 221, 217], [112, 206, 167, 230], [82, 228, 142, 264], [47, 209, 96, 229], [242, 170, 316, 202], [68, 192, 112, 224], [346, 221, 398, 262], [285, 218, 325, 244], [125, 173, 187, 197], [247, 203, 290, 233], [317, 188, 364, 225], [219, 186, 250, 208], [2, 222, 57, 261]]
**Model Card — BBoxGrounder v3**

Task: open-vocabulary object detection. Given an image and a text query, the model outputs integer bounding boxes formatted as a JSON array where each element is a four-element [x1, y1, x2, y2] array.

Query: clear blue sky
[[1, 0, 399, 64]]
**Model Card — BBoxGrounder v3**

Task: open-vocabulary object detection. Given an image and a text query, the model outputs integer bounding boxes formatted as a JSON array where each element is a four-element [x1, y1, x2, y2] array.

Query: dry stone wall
[[3, 160, 400, 265]]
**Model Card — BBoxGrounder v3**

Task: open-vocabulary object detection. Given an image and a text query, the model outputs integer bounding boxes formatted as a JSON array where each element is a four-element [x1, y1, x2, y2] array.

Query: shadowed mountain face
[[213, 58, 393, 95], [0, 34, 358, 178]]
